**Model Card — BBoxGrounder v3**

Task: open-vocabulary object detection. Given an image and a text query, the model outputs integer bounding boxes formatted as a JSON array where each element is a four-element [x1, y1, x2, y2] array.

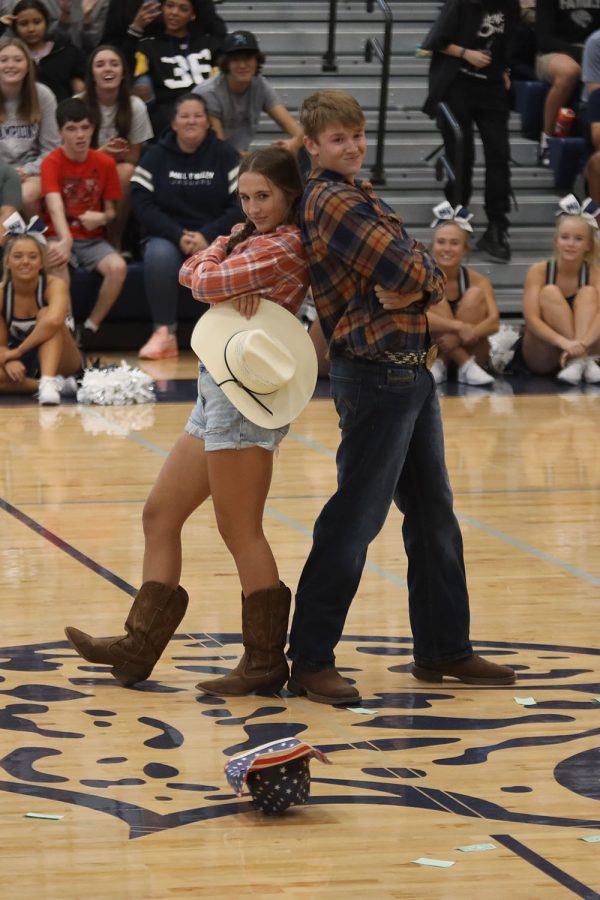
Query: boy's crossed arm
[[315, 185, 446, 307]]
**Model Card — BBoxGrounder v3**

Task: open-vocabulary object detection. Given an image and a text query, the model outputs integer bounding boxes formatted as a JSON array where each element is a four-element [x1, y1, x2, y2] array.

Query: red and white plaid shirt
[[179, 223, 309, 315]]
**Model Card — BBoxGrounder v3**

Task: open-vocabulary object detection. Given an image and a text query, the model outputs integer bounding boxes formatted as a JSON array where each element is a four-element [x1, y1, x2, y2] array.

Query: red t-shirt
[[41, 148, 121, 241]]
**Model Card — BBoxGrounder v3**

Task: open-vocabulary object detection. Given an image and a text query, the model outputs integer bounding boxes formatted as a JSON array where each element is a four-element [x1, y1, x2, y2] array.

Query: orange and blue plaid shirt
[[301, 169, 446, 359], [179, 223, 309, 315]]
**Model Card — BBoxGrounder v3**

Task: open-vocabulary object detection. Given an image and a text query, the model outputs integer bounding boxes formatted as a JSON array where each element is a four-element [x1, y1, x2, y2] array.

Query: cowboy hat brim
[[191, 299, 318, 428]]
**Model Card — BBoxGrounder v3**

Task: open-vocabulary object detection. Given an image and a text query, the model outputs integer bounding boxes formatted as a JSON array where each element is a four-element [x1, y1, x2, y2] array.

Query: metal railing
[[426, 102, 464, 205], [322, 0, 339, 72], [364, 0, 393, 184], [322, 0, 394, 184]]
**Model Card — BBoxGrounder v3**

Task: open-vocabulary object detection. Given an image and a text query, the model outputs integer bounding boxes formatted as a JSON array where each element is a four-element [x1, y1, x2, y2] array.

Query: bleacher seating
[[547, 136, 588, 190], [74, 0, 578, 343], [512, 80, 549, 139]]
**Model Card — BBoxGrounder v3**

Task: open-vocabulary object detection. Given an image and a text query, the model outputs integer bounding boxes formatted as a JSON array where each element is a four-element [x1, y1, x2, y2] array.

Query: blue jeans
[[288, 356, 473, 670], [142, 236, 191, 328]]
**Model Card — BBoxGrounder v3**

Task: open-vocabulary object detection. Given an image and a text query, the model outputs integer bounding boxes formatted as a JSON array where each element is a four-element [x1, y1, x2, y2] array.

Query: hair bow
[[430, 201, 474, 232], [556, 194, 600, 229], [2, 212, 48, 244]]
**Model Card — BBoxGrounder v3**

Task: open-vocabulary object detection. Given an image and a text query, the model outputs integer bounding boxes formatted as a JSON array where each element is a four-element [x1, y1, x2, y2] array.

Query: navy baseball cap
[[222, 30, 260, 55]]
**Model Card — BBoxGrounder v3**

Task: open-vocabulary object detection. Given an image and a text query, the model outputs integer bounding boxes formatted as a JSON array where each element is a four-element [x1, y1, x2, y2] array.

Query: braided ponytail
[[225, 219, 256, 256]]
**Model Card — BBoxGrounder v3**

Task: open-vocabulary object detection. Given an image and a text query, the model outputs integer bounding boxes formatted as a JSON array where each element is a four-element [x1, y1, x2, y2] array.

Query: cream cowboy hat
[[191, 299, 318, 429]]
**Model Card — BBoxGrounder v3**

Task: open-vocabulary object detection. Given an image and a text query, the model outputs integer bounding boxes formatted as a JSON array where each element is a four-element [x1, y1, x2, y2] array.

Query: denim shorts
[[184, 364, 289, 451]]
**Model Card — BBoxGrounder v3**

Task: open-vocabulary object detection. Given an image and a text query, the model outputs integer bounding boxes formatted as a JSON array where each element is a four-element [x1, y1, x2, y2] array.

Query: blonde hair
[[2, 234, 47, 283], [300, 89, 365, 141], [554, 214, 600, 265], [0, 37, 40, 124], [431, 221, 471, 258]]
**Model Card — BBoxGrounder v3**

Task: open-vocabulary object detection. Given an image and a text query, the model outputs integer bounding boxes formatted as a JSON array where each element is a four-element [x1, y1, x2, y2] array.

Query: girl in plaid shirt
[[65, 146, 310, 694]]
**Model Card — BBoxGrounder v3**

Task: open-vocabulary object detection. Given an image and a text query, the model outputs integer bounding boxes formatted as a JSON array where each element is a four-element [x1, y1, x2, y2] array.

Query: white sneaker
[[38, 375, 61, 405], [430, 358, 447, 384], [57, 375, 78, 397], [583, 358, 600, 383], [457, 357, 495, 386], [557, 359, 584, 384]]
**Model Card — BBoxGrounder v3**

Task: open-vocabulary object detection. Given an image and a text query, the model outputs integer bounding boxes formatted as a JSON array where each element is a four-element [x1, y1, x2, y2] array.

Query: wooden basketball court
[[1, 355, 599, 898]]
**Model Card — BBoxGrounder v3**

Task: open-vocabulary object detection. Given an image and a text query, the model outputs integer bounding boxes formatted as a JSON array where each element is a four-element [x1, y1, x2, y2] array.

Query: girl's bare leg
[[142, 433, 211, 587], [0, 371, 38, 394], [522, 284, 573, 373], [451, 286, 490, 367], [573, 285, 600, 348], [56, 325, 83, 375], [208, 446, 278, 597]]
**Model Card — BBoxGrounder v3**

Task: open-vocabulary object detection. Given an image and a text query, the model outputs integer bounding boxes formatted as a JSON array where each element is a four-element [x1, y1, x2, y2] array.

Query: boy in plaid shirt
[[287, 89, 515, 704]]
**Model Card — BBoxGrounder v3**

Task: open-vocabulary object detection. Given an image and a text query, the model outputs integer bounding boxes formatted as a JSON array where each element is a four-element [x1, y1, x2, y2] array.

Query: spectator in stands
[[41, 97, 127, 346], [131, 93, 242, 359], [102, 0, 225, 51], [125, 0, 222, 134], [510, 0, 537, 81], [536, 0, 600, 166], [0, 159, 21, 248], [521, 195, 600, 384], [3, 0, 86, 102], [426, 202, 499, 386], [582, 29, 600, 206], [0, 36, 59, 218], [422, 0, 520, 263], [0, 0, 109, 51], [193, 30, 304, 156], [80, 44, 153, 249], [0, 218, 81, 404]]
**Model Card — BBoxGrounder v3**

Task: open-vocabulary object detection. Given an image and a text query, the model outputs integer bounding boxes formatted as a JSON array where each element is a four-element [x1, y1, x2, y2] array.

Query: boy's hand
[[47, 238, 73, 267], [374, 285, 424, 309], [78, 210, 106, 231], [233, 294, 262, 319]]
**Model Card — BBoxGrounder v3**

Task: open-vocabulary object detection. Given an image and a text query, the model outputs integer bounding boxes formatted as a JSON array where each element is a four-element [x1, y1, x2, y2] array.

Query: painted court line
[[492, 834, 598, 898], [288, 429, 600, 589], [0, 496, 137, 598]]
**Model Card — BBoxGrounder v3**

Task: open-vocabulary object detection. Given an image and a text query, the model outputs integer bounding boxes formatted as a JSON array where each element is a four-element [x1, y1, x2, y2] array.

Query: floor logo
[[1, 635, 599, 838]]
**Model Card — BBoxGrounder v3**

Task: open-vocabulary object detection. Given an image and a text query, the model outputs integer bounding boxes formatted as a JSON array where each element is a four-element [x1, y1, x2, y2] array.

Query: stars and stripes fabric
[[224, 738, 330, 814], [300, 168, 446, 360], [179, 224, 310, 314]]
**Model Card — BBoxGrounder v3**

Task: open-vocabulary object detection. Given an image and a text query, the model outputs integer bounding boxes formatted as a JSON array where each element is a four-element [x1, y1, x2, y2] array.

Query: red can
[[554, 108, 576, 137]]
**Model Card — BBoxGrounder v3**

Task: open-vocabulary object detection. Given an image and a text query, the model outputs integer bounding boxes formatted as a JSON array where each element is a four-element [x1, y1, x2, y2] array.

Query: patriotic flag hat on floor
[[225, 737, 331, 815]]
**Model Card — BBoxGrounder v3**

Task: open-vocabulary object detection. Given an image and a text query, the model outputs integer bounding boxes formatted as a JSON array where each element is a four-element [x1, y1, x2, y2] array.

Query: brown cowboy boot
[[64, 581, 189, 686], [411, 653, 516, 685], [196, 582, 291, 696], [287, 664, 362, 704]]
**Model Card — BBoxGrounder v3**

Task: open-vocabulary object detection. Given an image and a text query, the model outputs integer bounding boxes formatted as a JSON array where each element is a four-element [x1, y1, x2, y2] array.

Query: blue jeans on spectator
[[143, 236, 189, 329], [287, 356, 473, 671]]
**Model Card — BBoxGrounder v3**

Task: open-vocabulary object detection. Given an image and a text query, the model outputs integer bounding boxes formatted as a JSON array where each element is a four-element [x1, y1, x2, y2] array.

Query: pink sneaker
[[138, 326, 178, 360]]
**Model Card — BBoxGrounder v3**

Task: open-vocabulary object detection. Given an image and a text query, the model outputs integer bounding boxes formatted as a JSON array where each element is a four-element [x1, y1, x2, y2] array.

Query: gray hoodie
[[0, 82, 60, 176]]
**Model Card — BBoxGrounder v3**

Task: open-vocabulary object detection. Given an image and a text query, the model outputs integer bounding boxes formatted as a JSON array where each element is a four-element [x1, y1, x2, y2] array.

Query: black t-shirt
[[459, 4, 509, 81]]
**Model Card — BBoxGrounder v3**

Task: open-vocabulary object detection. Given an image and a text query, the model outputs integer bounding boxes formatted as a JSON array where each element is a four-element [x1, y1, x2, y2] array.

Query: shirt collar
[[308, 167, 363, 188]]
